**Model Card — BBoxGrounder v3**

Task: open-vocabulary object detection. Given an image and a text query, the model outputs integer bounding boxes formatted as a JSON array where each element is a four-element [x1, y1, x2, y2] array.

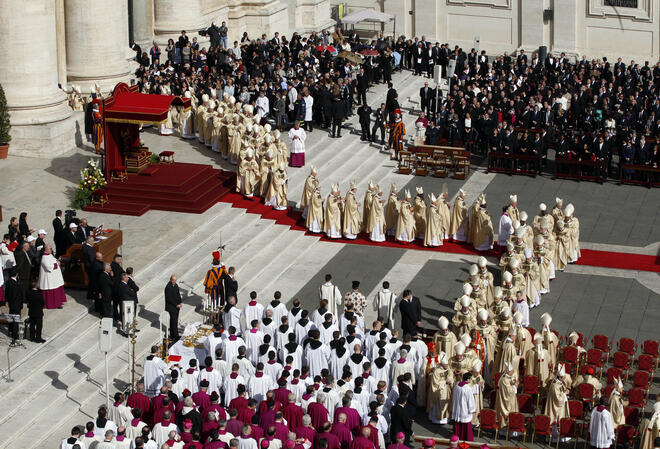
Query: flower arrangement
[[73, 159, 107, 208]]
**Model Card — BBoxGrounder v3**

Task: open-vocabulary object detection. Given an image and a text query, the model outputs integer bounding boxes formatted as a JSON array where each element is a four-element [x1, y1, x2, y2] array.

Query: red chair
[[522, 375, 540, 408], [517, 393, 534, 414], [477, 409, 498, 441], [586, 348, 605, 370], [563, 346, 580, 364], [605, 367, 623, 385], [627, 388, 648, 409], [604, 385, 615, 399], [624, 406, 640, 426], [580, 364, 601, 378], [637, 354, 656, 374], [556, 418, 580, 449], [641, 340, 659, 358], [614, 424, 638, 449], [592, 334, 611, 361], [568, 400, 584, 422], [577, 383, 595, 408], [493, 372, 503, 388], [530, 415, 552, 446], [612, 351, 631, 380], [506, 412, 528, 442], [573, 332, 586, 347], [618, 337, 637, 357], [631, 370, 651, 392]]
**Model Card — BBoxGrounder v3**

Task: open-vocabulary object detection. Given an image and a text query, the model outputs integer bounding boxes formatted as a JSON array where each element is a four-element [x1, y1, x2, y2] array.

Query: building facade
[[344, 0, 659, 62], [0, 0, 332, 158]]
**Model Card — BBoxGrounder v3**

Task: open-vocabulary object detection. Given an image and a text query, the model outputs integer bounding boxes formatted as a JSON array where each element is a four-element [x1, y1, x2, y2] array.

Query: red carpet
[[84, 162, 233, 216], [219, 190, 660, 273]]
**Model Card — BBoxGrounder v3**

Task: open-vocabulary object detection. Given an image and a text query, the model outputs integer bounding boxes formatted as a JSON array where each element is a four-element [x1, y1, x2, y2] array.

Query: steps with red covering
[[83, 162, 234, 216]]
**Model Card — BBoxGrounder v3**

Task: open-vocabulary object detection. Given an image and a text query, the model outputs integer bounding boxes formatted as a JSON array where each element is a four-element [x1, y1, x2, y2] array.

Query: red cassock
[[330, 422, 353, 449], [283, 403, 304, 431], [127, 392, 151, 420], [350, 436, 375, 449], [307, 402, 329, 430]]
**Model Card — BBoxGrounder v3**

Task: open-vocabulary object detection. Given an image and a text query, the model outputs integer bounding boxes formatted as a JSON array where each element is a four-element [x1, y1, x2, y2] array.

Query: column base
[[68, 65, 136, 96], [228, 1, 288, 39], [8, 113, 76, 159], [295, 0, 334, 34]]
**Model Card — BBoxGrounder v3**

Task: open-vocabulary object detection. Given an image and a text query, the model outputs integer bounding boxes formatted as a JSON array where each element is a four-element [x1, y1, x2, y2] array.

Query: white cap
[[405, 190, 411, 200], [454, 341, 466, 356], [438, 316, 449, 330], [264, 123, 272, 133], [279, 162, 286, 171], [535, 235, 544, 246], [614, 377, 624, 389], [504, 362, 514, 373], [520, 211, 528, 221], [506, 242, 514, 251], [460, 295, 471, 308], [245, 148, 254, 159], [310, 165, 317, 175], [202, 94, 209, 103], [556, 197, 563, 206], [503, 271, 513, 283], [470, 276, 480, 287], [273, 130, 281, 139], [477, 256, 487, 268], [184, 91, 192, 99], [462, 284, 473, 296], [524, 248, 533, 259], [494, 286, 503, 298], [510, 194, 517, 203], [460, 333, 471, 347], [540, 312, 552, 326], [501, 306, 511, 319], [246, 123, 253, 132], [350, 179, 357, 190], [469, 264, 478, 276], [439, 352, 449, 365], [557, 363, 566, 378], [516, 227, 526, 239], [264, 134, 272, 143], [459, 188, 466, 197], [513, 311, 523, 325], [26, 235, 36, 243], [429, 192, 437, 203], [416, 186, 423, 195], [564, 203, 574, 218], [69, 222, 78, 228], [266, 149, 274, 159], [512, 220, 520, 231], [331, 183, 340, 195], [37, 229, 47, 235], [478, 308, 489, 321], [539, 203, 547, 211], [472, 359, 482, 372], [534, 333, 543, 344], [557, 220, 565, 230], [509, 258, 519, 269], [568, 332, 579, 344]]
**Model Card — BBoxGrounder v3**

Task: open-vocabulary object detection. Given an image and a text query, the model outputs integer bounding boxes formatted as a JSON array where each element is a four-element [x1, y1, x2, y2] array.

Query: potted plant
[[0, 83, 10, 159]]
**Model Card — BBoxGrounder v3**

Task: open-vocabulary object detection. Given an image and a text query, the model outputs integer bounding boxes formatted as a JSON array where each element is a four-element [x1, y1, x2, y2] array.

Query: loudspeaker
[[122, 301, 135, 332], [98, 317, 113, 352], [538, 45, 548, 61], [447, 59, 457, 79], [474, 36, 481, 52], [434, 65, 442, 84]]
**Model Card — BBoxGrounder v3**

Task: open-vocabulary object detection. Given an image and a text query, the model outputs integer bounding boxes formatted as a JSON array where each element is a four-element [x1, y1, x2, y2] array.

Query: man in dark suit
[[81, 236, 96, 300], [389, 395, 413, 446], [165, 274, 182, 341], [356, 67, 368, 106], [126, 267, 139, 304], [371, 103, 387, 144], [118, 272, 138, 321], [26, 280, 45, 343], [4, 269, 23, 344], [75, 218, 95, 242], [110, 254, 124, 322], [14, 242, 32, 302], [52, 210, 65, 257], [222, 266, 238, 302], [398, 289, 421, 335], [98, 264, 114, 318], [419, 82, 433, 115], [63, 222, 79, 255], [357, 103, 372, 141]]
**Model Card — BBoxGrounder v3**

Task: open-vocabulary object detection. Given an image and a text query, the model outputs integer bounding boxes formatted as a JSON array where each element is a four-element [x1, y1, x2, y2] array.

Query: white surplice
[[451, 382, 476, 423], [144, 355, 168, 397], [589, 407, 615, 449]]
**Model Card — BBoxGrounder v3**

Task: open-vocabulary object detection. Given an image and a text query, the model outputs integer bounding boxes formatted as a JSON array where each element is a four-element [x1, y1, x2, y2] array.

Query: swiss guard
[[203, 251, 227, 310]]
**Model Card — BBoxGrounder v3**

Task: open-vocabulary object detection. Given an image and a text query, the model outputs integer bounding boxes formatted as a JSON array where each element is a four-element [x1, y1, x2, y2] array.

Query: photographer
[[200, 22, 222, 49]]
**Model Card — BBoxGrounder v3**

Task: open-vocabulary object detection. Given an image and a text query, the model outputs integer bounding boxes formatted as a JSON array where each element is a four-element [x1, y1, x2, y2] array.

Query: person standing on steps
[[165, 274, 182, 342]]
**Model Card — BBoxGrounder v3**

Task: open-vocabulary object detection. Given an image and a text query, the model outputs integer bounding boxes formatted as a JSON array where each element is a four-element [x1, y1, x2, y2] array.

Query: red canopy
[[101, 83, 191, 178]]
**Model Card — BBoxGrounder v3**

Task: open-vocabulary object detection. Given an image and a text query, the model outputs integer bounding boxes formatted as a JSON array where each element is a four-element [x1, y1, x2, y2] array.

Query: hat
[[429, 192, 437, 203], [535, 235, 545, 246], [459, 188, 466, 197], [462, 284, 473, 296], [212, 251, 221, 261], [533, 333, 543, 344], [427, 341, 437, 353], [564, 203, 574, 218], [509, 258, 519, 270], [506, 242, 514, 252], [416, 186, 423, 195], [350, 179, 357, 191], [405, 189, 412, 200], [460, 295, 471, 308], [182, 388, 191, 396], [503, 271, 513, 283], [352, 280, 360, 289], [469, 264, 478, 276], [200, 379, 210, 387], [423, 439, 435, 448], [510, 194, 517, 203], [26, 235, 36, 243], [540, 312, 552, 326], [287, 440, 296, 449], [513, 311, 523, 325], [274, 130, 281, 139], [477, 256, 487, 268], [261, 440, 270, 448], [396, 432, 405, 440], [69, 222, 78, 228], [184, 419, 193, 429], [246, 148, 254, 159], [511, 220, 520, 231], [493, 286, 503, 298], [37, 229, 47, 235], [504, 362, 514, 373], [460, 333, 471, 347], [524, 248, 533, 259], [450, 435, 459, 443], [439, 352, 449, 365], [557, 363, 566, 378], [454, 341, 466, 356], [520, 211, 528, 221], [202, 94, 210, 103], [264, 123, 272, 133], [478, 308, 489, 321], [472, 359, 482, 372], [539, 203, 547, 211], [568, 331, 579, 344], [516, 227, 526, 239], [438, 316, 449, 330], [555, 197, 563, 206], [585, 366, 594, 375], [310, 165, 317, 175]]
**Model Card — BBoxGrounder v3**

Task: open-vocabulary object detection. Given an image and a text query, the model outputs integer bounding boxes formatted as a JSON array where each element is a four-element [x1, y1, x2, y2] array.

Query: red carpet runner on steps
[[219, 191, 660, 273], [85, 165, 658, 273]]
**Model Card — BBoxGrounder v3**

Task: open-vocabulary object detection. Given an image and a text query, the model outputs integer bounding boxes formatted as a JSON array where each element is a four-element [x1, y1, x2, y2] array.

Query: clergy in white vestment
[[512, 291, 529, 327], [222, 328, 246, 363], [329, 342, 351, 380], [248, 363, 276, 402], [224, 365, 247, 407], [199, 356, 223, 396], [303, 329, 331, 377], [242, 293, 265, 333], [498, 208, 513, 248], [152, 410, 177, 447], [266, 292, 289, 327], [589, 397, 615, 449], [319, 314, 339, 345], [295, 312, 316, 345], [144, 345, 168, 397], [288, 122, 307, 167], [93, 407, 118, 439], [223, 297, 243, 334], [110, 392, 133, 428], [125, 409, 147, 440], [245, 320, 266, 364], [180, 359, 200, 394], [60, 427, 86, 449], [452, 372, 477, 441], [39, 244, 66, 309], [264, 352, 284, 380], [391, 349, 415, 385], [373, 282, 397, 327], [205, 323, 226, 358], [238, 427, 259, 449], [319, 274, 343, 318], [280, 333, 303, 372]]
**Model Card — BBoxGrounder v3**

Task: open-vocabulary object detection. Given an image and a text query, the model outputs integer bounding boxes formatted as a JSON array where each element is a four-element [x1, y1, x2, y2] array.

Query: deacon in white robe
[[152, 411, 177, 448], [498, 211, 513, 247], [391, 350, 415, 385], [303, 332, 331, 377], [589, 399, 615, 449], [248, 369, 276, 403], [452, 374, 477, 434], [198, 362, 223, 396], [222, 333, 246, 363], [373, 284, 397, 327], [180, 362, 200, 394], [320, 278, 343, 318], [288, 124, 307, 167], [223, 300, 243, 334], [223, 370, 246, 407], [242, 298, 265, 333], [244, 325, 265, 364], [110, 395, 133, 428], [144, 348, 168, 397]]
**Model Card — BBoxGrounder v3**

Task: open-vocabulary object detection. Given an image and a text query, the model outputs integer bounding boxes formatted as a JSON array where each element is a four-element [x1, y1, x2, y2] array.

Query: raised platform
[[84, 162, 233, 216]]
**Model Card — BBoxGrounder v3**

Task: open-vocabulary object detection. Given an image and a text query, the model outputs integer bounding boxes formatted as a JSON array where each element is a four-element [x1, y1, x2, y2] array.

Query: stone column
[[294, 0, 334, 34], [55, 0, 67, 88], [414, 0, 438, 41], [0, 0, 75, 157], [228, 1, 288, 42], [552, 0, 577, 56], [520, 0, 544, 51], [132, 0, 154, 48], [64, 0, 132, 94], [154, 0, 206, 45]]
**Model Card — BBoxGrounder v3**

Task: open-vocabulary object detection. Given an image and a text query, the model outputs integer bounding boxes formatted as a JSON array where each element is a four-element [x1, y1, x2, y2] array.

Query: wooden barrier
[[403, 145, 471, 179], [61, 230, 123, 288], [619, 164, 660, 187], [554, 158, 607, 183], [487, 151, 539, 177]]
